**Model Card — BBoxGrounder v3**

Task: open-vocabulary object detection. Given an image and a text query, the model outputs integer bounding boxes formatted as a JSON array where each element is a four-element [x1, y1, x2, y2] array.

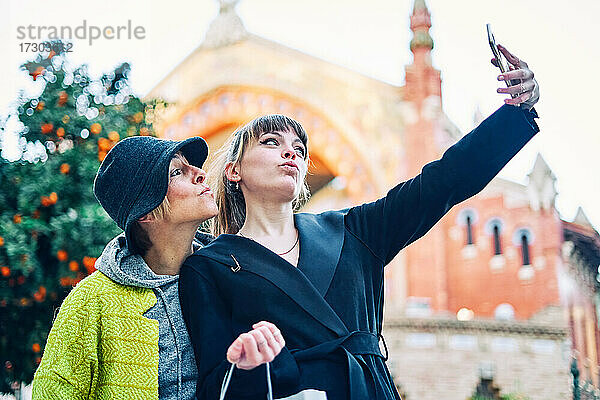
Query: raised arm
[[345, 47, 539, 264]]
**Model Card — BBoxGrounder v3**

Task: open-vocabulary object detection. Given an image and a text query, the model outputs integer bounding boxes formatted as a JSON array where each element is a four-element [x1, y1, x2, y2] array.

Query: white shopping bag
[[219, 363, 327, 400], [278, 389, 327, 400]]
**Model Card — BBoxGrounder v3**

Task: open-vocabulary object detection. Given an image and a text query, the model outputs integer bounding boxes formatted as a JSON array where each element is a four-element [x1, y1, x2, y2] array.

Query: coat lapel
[[197, 213, 348, 336], [294, 211, 345, 297]]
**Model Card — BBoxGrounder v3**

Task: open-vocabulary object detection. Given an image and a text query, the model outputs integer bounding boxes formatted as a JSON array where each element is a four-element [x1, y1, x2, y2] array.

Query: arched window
[[466, 215, 474, 245], [485, 218, 504, 255], [493, 225, 502, 255], [457, 209, 478, 246], [521, 233, 530, 266], [513, 228, 534, 266]]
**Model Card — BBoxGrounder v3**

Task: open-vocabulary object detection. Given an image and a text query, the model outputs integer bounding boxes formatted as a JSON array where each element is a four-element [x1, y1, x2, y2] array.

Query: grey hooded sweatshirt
[[96, 232, 212, 400]]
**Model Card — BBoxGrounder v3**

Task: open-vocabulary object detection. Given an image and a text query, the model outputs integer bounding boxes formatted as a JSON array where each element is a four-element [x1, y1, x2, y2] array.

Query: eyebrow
[[260, 131, 305, 146]]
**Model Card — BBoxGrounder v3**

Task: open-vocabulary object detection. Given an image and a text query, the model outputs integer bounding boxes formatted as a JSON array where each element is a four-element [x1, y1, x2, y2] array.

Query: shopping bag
[[219, 362, 274, 400], [277, 390, 327, 400]]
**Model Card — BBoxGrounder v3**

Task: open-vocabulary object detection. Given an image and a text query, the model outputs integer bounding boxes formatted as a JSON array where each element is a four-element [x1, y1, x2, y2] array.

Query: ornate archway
[[156, 85, 385, 203]]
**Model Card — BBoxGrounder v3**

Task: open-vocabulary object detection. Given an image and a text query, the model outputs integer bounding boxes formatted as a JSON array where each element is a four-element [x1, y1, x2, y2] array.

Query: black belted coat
[[179, 105, 539, 400]]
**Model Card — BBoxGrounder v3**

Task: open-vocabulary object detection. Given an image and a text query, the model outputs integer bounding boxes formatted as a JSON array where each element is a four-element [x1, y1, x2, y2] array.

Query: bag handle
[[219, 362, 273, 400]]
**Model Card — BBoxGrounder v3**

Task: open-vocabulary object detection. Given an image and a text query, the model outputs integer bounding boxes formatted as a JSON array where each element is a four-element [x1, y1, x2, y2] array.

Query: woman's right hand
[[493, 44, 539, 110], [226, 321, 286, 370]]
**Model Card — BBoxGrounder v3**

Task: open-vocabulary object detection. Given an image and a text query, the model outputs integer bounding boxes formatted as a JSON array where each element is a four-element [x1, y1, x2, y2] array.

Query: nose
[[192, 167, 206, 184], [282, 147, 296, 160]]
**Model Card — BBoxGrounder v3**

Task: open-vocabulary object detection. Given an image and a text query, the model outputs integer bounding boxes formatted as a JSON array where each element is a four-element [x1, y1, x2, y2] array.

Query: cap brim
[[175, 137, 209, 169]]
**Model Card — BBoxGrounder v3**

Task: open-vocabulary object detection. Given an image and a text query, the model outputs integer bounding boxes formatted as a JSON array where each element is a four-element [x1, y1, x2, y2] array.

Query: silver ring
[[257, 340, 267, 348]]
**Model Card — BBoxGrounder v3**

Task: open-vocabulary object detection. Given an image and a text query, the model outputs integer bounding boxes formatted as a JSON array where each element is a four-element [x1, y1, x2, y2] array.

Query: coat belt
[[290, 331, 384, 400]]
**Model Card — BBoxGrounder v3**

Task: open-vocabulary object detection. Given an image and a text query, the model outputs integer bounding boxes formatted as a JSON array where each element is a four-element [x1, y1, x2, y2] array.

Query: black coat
[[179, 105, 539, 400]]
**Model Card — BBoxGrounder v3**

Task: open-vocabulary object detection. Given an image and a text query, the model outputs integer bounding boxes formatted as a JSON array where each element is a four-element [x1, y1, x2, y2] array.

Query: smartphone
[[487, 24, 509, 73], [487, 23, 517, 95]]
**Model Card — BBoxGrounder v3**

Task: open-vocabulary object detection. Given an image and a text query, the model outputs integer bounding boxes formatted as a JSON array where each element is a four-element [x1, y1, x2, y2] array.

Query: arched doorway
[[155, 85, 384, 206]]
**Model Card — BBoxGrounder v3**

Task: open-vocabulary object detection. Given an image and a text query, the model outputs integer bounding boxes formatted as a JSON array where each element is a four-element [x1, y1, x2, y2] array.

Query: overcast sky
[[1, 0, 598, 229]]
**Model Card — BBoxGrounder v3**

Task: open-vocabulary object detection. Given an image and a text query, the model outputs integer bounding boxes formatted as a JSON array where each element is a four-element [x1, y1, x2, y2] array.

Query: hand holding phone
[[486, 24, 539, 109], [485, 24, 539, 109], [487, 24, 519, 99]]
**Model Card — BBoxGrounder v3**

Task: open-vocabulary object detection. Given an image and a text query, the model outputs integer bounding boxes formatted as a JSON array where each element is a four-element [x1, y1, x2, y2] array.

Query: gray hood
[[95, 234, 178, 289], [95, 232, 214, 288]]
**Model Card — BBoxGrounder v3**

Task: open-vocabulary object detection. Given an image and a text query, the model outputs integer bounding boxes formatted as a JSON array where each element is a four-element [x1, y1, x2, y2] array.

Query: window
[[405, 333, 436, 348], [493, 225, 502, 255], [531, 339, 556, 354], [485, 218, 504, 255], [521, 233, 530, 265], [513, 228, 534, 266], [491, 337, 517, 352], [466, 216, 474, 245], [457, 209, 478, 246], [449, 335, 477, 350]]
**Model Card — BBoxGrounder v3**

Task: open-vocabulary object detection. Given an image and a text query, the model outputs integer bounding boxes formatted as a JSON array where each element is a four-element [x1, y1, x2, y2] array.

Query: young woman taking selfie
[[179, 45, 540, 400]]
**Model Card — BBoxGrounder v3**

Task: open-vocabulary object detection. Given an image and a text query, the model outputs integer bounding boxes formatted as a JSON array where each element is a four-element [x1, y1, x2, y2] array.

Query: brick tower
[[402, 0, 450, 313]]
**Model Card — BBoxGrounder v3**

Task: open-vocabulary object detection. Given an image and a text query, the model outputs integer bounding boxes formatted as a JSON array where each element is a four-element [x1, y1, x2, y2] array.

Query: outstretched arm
[[345, 48, 539, 264]]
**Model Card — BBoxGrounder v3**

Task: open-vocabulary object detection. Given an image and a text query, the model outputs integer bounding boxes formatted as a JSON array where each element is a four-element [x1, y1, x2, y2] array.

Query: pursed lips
[[280, 161, 299, 171]]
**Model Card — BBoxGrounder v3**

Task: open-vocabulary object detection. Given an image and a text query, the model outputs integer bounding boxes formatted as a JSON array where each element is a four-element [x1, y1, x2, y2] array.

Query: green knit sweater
[[32, 271, 160, 399]]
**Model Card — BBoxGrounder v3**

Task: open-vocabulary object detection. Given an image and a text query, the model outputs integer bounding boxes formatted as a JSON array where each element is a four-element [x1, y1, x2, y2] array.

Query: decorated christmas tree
[[0, 44, 165, 394]]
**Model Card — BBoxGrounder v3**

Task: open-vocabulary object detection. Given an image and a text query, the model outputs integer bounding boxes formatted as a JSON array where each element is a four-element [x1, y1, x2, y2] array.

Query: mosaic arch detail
[[157, 85, 384, 202]]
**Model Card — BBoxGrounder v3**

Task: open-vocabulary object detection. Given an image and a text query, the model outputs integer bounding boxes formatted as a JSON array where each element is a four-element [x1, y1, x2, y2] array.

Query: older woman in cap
[[32, 136, 285, 399]]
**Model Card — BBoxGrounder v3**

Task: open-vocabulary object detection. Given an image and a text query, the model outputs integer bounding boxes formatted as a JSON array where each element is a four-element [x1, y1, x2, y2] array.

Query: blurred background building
[[146, 0, 600, 399]]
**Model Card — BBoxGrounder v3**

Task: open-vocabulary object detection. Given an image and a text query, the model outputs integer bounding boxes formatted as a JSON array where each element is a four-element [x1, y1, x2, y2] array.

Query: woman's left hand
[[226, 321, 286, 370], [493, 44, 539, 110]]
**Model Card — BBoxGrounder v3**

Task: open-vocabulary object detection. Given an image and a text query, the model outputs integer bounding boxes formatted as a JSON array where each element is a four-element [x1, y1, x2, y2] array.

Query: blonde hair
[[209, 115, 310, 235]]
